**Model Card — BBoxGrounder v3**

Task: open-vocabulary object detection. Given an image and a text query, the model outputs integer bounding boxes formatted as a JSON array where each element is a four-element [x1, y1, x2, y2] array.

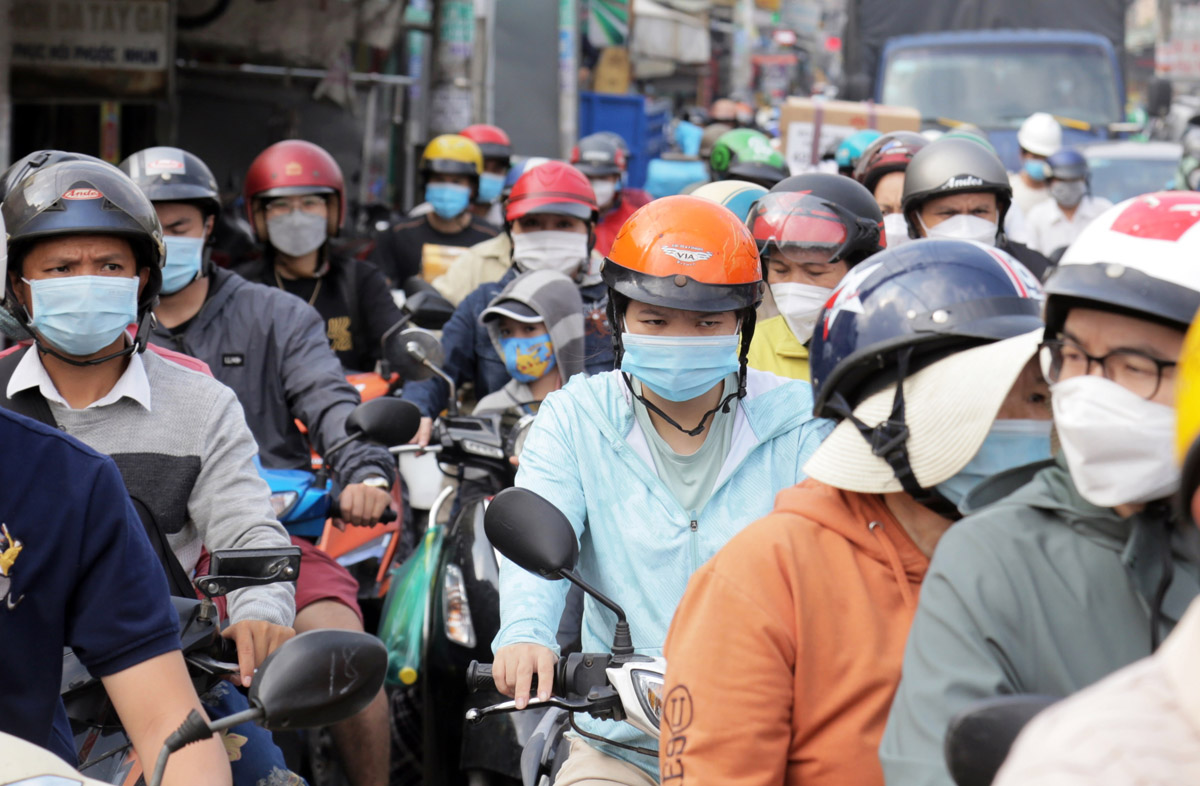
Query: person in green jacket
[[880, 191, 1200, 785], [744, 173, 884, 380]]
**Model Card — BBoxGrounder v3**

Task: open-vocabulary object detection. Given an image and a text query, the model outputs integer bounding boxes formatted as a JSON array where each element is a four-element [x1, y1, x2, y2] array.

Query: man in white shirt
[[992, 310, 1200, 786], [1025, 149, 1112, 258], [1008, 112, 1061, 215]]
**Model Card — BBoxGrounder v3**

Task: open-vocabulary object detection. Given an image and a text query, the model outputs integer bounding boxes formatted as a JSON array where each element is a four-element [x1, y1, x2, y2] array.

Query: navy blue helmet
[[810, 238, 1045, 418]]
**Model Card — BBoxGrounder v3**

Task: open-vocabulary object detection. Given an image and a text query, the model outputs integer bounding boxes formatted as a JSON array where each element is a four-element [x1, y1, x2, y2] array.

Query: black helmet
[[747, 173, 883, 276], [901, 138, 1013, 240], [119, 146, 221, 217], [570, 133, 628, 177], [3, 160, 165, 317], [0, 150, 108, 205]]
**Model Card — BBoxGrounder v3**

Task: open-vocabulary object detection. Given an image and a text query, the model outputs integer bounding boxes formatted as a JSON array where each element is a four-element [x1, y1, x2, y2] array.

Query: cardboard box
[[593, 47, 632, 95], [780, 97, 921, 174]]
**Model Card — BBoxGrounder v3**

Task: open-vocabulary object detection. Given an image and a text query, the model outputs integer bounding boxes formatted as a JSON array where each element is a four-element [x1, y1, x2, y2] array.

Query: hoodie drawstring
[[869, 520, 916, 611]]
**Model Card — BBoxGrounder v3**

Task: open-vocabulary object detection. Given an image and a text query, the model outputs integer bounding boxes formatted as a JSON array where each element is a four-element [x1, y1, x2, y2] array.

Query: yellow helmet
[[420, 134, 483, 178], [1177, 307, 1200, 519]]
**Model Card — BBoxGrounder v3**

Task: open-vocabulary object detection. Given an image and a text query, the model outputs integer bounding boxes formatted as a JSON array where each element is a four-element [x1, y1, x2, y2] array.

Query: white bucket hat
[[805, 329, 1043, 494]]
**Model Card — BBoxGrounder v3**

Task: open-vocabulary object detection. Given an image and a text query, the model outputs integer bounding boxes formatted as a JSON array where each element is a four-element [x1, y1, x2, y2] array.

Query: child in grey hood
[[476, 269, 587, 416]]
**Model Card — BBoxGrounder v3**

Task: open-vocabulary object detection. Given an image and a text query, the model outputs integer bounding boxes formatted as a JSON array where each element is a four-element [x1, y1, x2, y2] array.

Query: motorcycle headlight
[[631, 669, 664, 730], [269, 490, 299, 519], [442, 563, 476, 648]]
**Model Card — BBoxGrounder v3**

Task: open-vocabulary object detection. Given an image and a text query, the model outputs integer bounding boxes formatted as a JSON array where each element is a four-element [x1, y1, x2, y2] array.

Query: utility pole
[[0, 0, 11, 171], [559, 0, 578, 158], [430, 0, 475, 136]]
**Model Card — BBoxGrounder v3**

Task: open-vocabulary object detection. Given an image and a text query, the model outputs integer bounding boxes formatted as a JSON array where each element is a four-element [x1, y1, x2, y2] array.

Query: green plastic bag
[[378, 524, 444, 687]]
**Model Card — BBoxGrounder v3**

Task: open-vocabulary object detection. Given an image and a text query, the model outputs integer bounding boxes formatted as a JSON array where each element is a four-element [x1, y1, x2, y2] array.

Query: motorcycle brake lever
[[465, 689, 623, 724], [186, 652, 241, 676]]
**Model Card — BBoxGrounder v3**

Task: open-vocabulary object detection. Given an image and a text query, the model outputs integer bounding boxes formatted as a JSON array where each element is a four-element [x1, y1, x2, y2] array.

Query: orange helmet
[[603, 195, 763, 314]]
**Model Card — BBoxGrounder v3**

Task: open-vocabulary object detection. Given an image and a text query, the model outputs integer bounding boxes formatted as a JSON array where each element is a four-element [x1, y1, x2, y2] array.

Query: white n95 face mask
[[918, 213, 998, 247], [511, 231, 590, 277], [771, 282, 831, 345], [883, 213, 912, 248], [1051, 375, 1179, 508]]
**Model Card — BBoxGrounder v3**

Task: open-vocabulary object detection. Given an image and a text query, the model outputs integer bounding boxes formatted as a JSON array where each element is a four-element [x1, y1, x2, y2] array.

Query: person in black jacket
[[901, 136, 1055, 280], [237, 140, 404, 372]]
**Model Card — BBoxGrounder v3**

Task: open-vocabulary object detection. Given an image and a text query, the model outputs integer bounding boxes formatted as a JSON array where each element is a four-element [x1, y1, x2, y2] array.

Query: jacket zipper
[[689, 519, 700, 571]]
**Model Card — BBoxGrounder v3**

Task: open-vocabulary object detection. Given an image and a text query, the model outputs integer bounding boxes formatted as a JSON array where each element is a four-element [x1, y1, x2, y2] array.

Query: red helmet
[[460, 124, 512, 162], [853, 131, 929, 196], [505, 161, 598, 223], [244, 140, 345, 239]]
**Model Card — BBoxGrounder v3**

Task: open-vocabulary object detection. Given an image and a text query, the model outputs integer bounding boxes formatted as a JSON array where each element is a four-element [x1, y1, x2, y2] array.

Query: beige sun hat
[[804, 328, 1043, 494]]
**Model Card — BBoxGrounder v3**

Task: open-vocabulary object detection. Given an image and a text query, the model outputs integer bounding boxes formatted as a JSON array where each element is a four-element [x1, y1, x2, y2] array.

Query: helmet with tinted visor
[[746, 191, 881, 272]]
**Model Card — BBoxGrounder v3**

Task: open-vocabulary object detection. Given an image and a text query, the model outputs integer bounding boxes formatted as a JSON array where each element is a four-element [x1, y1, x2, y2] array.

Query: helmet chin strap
[[824, 346, 961, 521], [622, 371, 740, 437], [33, 312, 152, 368]]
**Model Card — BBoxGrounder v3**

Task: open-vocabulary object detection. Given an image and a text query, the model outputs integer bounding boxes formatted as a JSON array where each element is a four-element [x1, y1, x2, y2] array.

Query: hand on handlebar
[[336, 483, 393, 528], [410, 417, 434, 450], [493, 643, 557, 709], [222, 620, 295, 688]]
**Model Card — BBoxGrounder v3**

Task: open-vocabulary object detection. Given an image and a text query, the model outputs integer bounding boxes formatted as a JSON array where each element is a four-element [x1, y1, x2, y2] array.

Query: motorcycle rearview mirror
[[383, 326, 444, 381], [250, 629, 387, 729], [196, 547, 302, 598], [319, 398, 424, 472], [405, 289, 455, 330], [485, 488, 636, 659], [944, 695, 1058, 786], [485, 487, 578, 578], [383, 326, 460, 416], [346, 397, 423, 447], [148, 630, 387, 786]]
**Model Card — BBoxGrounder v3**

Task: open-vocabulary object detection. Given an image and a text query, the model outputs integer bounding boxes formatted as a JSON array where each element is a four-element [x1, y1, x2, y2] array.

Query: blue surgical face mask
[[1024, 159, 1048, 183], [620, 330, 741, 402], [23, 275, 140, 357], [426, 182, 472, 219], [161, 236, 204, 294], [937, 419, 1053, 509], [501, 333, 556, 383], [477, 172, 505, 204]]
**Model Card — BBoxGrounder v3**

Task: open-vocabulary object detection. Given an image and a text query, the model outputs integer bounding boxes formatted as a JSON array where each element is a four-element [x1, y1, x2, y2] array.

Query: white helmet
[[1046, 191, 1200, 336], [690, 179, 768, 222], [1017, 112, 1063, 157]]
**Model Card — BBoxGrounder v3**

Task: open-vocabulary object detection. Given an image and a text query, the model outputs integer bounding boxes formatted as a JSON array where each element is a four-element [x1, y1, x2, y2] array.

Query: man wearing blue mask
[[370, 134, 500, 288], [127, 146, 398, 786], [1008, 112, 1062, 216], [489, 195, 833, 784], [0, 158, 295, 783]]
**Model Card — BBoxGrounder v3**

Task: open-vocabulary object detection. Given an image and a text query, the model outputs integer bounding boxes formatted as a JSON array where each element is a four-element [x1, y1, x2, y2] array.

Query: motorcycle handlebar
[[326, 502, 399, 524], [465, 661, 546, 695]]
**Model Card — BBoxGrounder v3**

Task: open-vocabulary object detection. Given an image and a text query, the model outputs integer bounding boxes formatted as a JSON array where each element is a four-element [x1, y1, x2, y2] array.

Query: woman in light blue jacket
[[491, 196, 833, 785]]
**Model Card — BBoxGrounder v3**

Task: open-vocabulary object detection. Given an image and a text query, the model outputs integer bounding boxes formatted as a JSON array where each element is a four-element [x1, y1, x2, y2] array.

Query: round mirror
[[383, 327, 445, 382]]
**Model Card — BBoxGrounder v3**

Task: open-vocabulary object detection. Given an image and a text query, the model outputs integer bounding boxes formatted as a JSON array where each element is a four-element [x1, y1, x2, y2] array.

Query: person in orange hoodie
[[659, 239, 1054, 786]]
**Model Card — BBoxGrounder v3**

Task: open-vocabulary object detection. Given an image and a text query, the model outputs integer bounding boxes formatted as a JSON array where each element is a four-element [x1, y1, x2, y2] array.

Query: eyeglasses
[[1038, 339, 1177, 400], [263, 194, 328, 217]]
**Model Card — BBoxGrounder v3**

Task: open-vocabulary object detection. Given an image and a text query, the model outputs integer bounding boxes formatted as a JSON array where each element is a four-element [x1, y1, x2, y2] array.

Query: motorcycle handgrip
[[327, 502, 399, 524], [466, 660, 543, 694]]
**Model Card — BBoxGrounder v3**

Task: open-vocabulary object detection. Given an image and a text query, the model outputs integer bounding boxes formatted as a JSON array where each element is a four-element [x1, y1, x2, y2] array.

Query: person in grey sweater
[[0, 160, 295, 683]]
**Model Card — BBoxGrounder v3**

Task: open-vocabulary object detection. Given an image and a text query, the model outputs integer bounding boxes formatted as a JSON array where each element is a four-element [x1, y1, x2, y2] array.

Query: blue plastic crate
[[578, 91, 671, 190]]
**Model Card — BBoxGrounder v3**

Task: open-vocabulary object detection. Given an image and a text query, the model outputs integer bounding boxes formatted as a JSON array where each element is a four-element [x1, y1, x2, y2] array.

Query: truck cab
[[876, 30, 1125, 170]]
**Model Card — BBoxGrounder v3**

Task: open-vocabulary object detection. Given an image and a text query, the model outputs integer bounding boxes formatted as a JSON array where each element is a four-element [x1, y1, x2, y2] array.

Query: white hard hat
[[1017, 113, 1062, 157]]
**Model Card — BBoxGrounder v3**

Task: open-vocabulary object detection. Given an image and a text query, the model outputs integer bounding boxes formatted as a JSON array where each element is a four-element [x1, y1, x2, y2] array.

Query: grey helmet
[[900, 138, 1013, 241], [119, 146, 221, 218]]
